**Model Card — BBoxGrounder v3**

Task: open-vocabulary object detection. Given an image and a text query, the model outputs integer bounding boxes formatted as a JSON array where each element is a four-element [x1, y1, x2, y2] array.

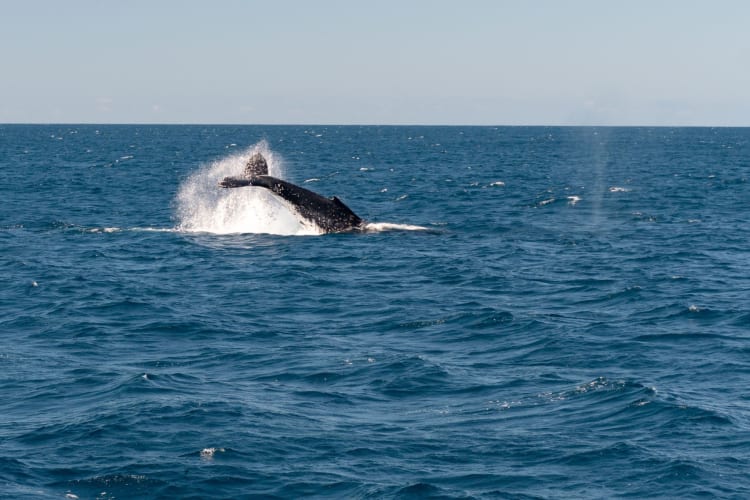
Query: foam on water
[[84, 226, 175, 234], [174, 141, 323, 236], [364, 222, 431, 232]]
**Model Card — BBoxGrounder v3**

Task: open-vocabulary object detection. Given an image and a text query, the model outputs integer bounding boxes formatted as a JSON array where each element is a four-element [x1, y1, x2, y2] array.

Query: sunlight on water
[[174, 141, 323, 235]]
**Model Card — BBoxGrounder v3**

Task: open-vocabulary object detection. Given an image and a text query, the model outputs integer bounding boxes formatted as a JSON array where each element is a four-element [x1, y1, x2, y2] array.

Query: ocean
[[1, 125, 749, 499]]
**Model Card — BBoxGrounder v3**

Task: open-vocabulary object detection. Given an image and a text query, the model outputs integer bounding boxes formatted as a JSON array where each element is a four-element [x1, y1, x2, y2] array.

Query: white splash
[[175, 141, 323, 236]]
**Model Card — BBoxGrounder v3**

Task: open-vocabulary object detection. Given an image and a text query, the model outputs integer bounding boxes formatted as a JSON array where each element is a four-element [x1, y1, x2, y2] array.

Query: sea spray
[[175, 142, 428, 235], [174, 141, 323, 235]]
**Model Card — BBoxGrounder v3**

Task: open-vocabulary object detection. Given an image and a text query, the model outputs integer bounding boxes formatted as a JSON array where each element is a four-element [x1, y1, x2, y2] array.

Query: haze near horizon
[[1, 1, 748, 126]]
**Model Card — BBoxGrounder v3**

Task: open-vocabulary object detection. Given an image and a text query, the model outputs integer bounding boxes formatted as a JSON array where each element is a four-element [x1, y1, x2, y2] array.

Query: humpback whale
[[219, 153, 364, 233]]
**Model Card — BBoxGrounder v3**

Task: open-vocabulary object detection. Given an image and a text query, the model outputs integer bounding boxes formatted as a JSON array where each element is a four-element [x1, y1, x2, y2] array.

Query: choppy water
[[2, 125, 749, 499]]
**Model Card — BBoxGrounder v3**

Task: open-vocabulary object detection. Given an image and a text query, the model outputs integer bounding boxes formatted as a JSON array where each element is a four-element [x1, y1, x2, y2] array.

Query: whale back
[[249, 175, 363, 233]]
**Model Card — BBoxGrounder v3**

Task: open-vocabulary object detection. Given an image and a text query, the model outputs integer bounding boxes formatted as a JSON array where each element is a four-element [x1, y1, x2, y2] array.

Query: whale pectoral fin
[[219, 177, 253, 188]]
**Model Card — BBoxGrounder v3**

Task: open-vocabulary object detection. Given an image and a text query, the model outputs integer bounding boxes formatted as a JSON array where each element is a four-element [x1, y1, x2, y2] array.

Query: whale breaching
[[219, 153, 364, 233]]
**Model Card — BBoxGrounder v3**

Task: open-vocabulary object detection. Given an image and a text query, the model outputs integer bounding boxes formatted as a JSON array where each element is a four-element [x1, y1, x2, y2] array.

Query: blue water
[[2, 125, 749, 499]]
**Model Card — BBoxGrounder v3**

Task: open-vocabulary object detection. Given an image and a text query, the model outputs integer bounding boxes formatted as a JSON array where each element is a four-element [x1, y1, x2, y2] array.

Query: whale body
[[219, 153, 364, 233]]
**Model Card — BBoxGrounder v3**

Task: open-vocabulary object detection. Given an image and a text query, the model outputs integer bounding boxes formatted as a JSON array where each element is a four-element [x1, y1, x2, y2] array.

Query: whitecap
[[200, 447, 225, 460], [538, 198, 556, 206], [132, 227, 175, 233]]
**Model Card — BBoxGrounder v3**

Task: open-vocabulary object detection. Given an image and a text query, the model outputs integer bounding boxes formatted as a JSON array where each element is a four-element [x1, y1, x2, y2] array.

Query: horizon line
[[2, 122, 749, 128]]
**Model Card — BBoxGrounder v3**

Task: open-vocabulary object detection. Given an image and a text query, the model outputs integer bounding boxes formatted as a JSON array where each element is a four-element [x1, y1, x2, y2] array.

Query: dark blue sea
[[2, 125, 749, 499]]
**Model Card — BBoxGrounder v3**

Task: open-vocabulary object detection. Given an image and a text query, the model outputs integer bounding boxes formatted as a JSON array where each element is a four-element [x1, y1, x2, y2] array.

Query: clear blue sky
[[2, 0, 748, 125]]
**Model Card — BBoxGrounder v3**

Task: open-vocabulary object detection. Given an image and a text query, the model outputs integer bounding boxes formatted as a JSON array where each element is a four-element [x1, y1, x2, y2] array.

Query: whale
[[219, 153, 364, 233]]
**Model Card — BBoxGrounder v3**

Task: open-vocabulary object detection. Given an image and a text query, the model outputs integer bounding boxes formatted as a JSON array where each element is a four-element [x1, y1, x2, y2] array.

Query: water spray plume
[[175, 141, 323, 236]]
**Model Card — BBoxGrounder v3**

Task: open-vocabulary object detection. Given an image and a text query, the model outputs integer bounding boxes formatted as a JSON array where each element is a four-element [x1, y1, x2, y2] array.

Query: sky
[[1, 0, 749, 125]]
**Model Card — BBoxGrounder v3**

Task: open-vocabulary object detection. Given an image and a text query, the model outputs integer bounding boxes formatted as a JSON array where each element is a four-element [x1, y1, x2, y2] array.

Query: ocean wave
[[4, 125, 750, 499]]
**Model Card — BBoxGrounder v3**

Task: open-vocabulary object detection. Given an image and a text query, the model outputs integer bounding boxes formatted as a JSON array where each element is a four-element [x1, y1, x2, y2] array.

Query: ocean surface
[[1, 124, 749, 499]]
